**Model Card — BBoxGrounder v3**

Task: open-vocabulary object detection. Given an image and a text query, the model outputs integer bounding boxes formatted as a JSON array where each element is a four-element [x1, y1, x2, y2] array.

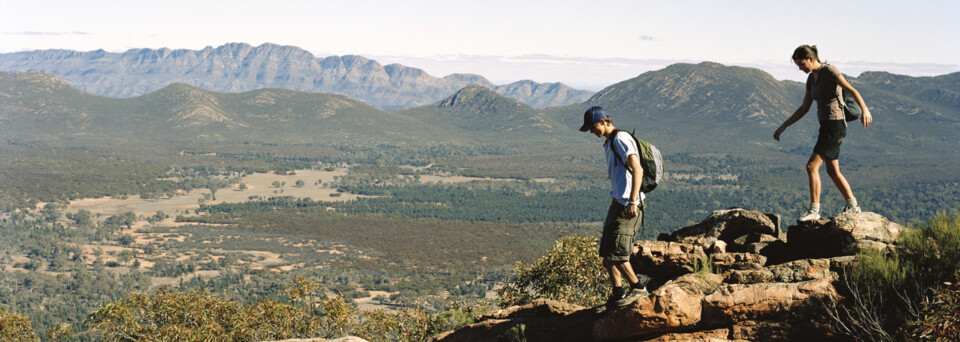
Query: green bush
[[0, 306, 40, 342], [355, 304, 480, 342], [898, 211, 960, 290], [909, 283, 960, 341], [88, 276, 356, 342], [832, 211, 960, 341], [88, 275, 484, 342], [496, 234, 607, 308]]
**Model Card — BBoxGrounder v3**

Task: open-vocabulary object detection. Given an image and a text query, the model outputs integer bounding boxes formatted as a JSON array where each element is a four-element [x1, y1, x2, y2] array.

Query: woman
[[774, 45, 873, 222]]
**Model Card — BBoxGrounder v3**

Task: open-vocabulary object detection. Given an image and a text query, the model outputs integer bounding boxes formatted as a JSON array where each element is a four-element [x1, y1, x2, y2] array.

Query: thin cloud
[[639, 35, 656, 41], [3, 31, 90, 36]]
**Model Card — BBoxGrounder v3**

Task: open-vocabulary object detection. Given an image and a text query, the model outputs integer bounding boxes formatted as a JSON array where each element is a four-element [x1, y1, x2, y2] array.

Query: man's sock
[[810, 202, 821, 212], [611, 286, 625, 298], [846, 198, 858, 207]]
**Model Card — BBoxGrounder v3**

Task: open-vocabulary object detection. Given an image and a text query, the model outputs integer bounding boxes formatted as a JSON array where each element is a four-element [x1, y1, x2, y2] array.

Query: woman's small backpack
[[837, 90, 862, 122]]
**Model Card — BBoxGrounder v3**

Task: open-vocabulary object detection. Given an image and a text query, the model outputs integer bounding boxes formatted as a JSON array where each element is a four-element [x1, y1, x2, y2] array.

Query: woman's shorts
[[813, 120, 846, 160]]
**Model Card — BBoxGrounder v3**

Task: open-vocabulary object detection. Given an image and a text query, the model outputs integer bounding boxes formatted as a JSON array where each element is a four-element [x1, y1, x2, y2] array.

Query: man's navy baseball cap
[[579, 106, 608, 132]]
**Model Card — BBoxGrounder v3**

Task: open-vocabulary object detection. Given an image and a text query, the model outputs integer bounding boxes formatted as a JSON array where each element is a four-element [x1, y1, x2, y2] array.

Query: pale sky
[[2, 0, 958, 90]]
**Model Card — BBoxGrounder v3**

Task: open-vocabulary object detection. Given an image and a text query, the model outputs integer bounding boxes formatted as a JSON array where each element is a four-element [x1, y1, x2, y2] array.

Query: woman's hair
[[792, 45, 820, 62]]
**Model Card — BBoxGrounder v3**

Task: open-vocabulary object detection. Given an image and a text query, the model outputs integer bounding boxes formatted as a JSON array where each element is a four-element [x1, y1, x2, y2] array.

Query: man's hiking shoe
[[595, 293, 623, 313], [625, 283, 647, 298], [798, 209, 821, 222], [840, 204, 862, 216], [596, 286, 649, 313], [616, 287, 648, 306], [604, 293, 625, 307]]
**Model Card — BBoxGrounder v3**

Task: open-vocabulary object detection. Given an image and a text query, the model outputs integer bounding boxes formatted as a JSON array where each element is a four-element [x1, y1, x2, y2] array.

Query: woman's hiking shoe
[[840, 204, 862, 215], [798, 209, 821, 222]]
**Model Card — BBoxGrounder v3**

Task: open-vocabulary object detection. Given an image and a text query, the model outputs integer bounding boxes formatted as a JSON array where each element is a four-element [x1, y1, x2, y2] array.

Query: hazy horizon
[[3, 0, 958, 90]]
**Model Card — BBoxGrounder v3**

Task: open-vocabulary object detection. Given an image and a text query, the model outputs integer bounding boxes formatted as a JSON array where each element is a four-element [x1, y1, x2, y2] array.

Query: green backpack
[[611, 129, 664, 193]]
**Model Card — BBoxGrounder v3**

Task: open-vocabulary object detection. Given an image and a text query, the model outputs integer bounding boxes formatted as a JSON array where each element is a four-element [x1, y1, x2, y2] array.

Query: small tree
[[497, 234, 607, 307], [117, 250, 134, 265], [828, 211, 960, 341], [0, 306, 40, 341]]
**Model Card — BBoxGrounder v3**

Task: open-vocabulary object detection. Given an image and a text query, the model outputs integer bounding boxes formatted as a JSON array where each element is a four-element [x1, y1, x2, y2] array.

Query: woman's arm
[[774, 89, 813, 141], [836, 74, 873, 128]]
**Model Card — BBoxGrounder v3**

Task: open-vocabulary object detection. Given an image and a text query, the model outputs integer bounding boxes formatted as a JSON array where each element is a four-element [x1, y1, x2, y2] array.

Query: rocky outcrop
[[431, 208, 905, 342], [788, 212, 903, 259], [633, 241, 707, 284], [669, 208, 783, 246], [710, 252, 766, 272], [593, 273, 721, 340], [428, 299, 595, 342]]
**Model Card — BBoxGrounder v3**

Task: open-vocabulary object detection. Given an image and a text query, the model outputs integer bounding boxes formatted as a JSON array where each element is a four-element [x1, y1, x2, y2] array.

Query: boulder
[[711, 240, 727, 254], [636, 327, 731, 341], [723, 258, 836, 284], [427, 319, 519, 342], [432, 300, 594, 342], [711, 253, 767, 272], [729, 233, 780, 254], [670, 208, 783, 249], [701, 277, 839, 325], [729, 319, 843, 341], [729, 320, 791, 341], [788, 212, 902, 259], [592, 273, 722, 341], [833, 212, 903, 252], [478, 299, 583, 321], [756, 239, 791, 265], [633, 241, 708, 284]]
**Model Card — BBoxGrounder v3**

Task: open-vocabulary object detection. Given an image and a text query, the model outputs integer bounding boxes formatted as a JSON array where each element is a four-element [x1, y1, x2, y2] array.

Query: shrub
[[0, 307, 40, 342], [829, 211, 960, 341], [909, 282, 960, 341], [496, 234, 607, 307], [88, 276, 357, 342], [355, 305, 461, 342], [88, 275, 482, 342], [898, 211, 960, 290]]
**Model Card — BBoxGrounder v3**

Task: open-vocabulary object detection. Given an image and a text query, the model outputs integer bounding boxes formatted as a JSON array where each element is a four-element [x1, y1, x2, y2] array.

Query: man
[[579, 106, 648, 307]]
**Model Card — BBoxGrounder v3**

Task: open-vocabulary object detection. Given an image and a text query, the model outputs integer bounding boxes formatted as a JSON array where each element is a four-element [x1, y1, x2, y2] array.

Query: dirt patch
[[65, 169, 362, 219]]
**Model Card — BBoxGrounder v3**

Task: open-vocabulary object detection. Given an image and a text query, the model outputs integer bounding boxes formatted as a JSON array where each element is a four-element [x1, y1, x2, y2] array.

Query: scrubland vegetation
[[1, 141, 958, 341]]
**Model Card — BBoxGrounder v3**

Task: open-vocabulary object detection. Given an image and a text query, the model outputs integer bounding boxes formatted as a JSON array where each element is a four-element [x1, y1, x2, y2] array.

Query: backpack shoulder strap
[[610, 129, 641, 173]]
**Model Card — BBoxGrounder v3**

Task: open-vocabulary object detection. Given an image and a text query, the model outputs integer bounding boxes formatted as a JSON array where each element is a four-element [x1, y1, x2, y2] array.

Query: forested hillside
[[0, 62, 957, 340]]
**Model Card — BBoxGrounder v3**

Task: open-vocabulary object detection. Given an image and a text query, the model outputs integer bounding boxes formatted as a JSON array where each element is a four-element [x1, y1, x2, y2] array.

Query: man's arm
[[626, 154, 643, 218]]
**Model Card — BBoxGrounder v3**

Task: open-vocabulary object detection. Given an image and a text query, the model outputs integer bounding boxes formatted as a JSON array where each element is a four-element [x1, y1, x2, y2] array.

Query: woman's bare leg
[[806, 153, 824, 204], [824, 158, 855, 199]]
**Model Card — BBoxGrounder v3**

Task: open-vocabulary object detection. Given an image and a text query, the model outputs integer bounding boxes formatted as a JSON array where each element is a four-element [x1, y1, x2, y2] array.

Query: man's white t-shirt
[[605, 131, 645, 206]]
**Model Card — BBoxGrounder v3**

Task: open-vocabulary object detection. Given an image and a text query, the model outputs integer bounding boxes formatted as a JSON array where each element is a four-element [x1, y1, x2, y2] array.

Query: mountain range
[[0, 43, 593, 110], [2, 62, 958, 163]]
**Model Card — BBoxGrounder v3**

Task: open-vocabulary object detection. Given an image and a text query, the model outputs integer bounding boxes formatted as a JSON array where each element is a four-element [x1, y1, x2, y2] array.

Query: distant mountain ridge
[[0, 43, 593, 110], [2, 62, 957, 160]]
